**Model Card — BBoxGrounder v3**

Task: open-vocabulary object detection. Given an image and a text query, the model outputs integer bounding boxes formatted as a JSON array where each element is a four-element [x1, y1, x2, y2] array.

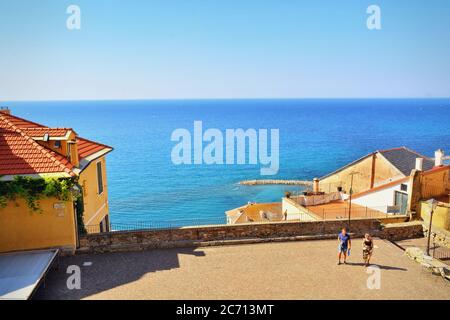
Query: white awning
[[0, 249, 59, 300]]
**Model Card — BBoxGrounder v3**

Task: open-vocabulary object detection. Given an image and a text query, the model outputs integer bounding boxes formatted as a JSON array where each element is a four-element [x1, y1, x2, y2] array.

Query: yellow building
[[420, 199, 450, 231], [0, 108, 113, 253]]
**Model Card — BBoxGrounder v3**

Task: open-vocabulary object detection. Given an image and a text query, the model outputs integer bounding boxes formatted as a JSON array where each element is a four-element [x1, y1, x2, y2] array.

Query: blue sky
[[1, 0, 450, 100]]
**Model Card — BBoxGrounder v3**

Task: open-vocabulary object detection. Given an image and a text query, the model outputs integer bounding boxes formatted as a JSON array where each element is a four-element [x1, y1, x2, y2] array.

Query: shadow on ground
[[34, 247, 205, 300], [345, 262, 407, 271]]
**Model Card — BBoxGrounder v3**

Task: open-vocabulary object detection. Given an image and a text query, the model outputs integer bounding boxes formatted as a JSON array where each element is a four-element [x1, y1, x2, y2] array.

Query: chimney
[[313, 178, 319, 193], [434, 149, 444, 167], [0, 106, 11, 115], [415, 158, 423, 171]]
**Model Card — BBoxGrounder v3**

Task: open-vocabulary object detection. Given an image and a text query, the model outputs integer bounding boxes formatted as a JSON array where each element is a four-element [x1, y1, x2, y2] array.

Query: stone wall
[[377, 216, 410, 224], [77, 218, 423, 254], [422, 223, 450, 249], [377, 221, 424, 241]]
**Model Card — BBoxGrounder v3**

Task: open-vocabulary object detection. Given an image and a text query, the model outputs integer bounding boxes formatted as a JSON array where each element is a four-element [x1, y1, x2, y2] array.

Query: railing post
[[322, 210, 326, 234]]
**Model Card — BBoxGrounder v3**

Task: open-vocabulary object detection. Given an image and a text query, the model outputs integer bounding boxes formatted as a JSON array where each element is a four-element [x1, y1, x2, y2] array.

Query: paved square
[[35, 238, 450, 299]]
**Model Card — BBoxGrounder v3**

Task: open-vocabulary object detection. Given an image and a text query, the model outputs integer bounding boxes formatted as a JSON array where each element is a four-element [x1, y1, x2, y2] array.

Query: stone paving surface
[[35, 238, 450, 300]]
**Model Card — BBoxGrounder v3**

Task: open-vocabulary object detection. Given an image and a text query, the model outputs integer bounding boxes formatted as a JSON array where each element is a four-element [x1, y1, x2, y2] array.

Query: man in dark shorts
[[337, 227, 351, 265]]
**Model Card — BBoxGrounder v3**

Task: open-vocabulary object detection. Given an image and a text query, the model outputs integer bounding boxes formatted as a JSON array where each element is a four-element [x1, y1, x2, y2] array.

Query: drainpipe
[[370, 153, 376, 189], [73, 203, 80, 249]]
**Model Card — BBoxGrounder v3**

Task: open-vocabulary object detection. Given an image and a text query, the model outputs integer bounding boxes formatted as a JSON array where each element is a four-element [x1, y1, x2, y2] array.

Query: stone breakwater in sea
[[239, 179, 312, 186]]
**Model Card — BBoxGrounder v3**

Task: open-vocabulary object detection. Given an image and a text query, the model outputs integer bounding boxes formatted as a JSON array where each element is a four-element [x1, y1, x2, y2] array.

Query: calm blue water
[[5, 99, 450, 227]]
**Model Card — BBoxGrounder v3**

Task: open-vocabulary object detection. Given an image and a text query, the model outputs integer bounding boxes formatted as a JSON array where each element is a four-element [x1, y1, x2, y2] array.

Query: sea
[[5, 99, 450, 228]]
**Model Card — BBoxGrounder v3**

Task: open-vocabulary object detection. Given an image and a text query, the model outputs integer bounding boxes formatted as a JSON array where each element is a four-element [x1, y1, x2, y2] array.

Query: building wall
[[420, 167, 449, 199], [408, 166, 450, 214], [352, 182, 408, 213], [419, 200, 450, 231], [0, 197, 77, 253], [372, 154, 405, 186], [319, 154, 403, 195], [281, 197, 319, 221], [79, 156, 109, 231]]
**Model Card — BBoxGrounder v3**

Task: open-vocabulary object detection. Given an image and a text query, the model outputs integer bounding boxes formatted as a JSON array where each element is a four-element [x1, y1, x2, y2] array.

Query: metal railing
[[318, 206, 402, 220], [318, 182, 349, 194], [432, 243, 450, 263], [85, 216, 228, 234]]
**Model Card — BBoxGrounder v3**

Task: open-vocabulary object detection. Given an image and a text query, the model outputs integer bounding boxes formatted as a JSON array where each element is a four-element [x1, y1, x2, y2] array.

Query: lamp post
[[426, 199, 438, 256], [347, 172, 359, 229]]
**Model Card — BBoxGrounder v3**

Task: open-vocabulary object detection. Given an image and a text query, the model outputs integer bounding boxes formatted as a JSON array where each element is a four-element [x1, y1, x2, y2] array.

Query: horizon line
[[3, 97, 450, 103]]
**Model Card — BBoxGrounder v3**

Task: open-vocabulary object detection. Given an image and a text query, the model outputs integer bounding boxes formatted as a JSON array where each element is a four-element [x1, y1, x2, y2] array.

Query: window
[[96, 161, 104, 194], [54, 140, 61, 148], [394, 191, 408, 215], [400, 184, 408, 192]]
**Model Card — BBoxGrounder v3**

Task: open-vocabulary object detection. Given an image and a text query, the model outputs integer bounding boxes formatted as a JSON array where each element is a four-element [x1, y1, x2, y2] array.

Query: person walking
[[337, 227, 351, 265], [362, 233, 374, 267]]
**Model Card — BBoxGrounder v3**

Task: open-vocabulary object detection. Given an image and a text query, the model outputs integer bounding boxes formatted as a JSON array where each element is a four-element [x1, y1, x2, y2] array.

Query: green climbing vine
[[0, 176, 79, 213]]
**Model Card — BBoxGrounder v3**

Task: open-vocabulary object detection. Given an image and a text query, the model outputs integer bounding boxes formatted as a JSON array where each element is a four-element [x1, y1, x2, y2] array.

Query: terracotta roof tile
[[0, 112, 112, 160], [0, 116, 75, 176], [21, 127, 72, 137], [0, 112, 112, 176], [77, 137, 112, 159]]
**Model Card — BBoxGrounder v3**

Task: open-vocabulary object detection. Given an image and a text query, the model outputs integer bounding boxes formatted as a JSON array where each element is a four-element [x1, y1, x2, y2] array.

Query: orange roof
[[305, 200, 387, 220], [226, 202, 283, 223], [0, 112, 112, 176], [77, 137, 112, 159], [21, 127, 72, 138], [0, 112, 43, 128], [0, 112, 111, 159], [0, 115, 75, 176]]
